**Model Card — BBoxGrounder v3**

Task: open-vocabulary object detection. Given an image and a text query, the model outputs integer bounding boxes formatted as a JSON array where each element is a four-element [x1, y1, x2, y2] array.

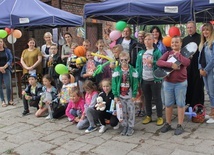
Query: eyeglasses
[[120, 59, 128, 62]]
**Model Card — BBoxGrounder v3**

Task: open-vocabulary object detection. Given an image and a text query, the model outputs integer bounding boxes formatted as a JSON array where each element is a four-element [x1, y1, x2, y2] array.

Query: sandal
[[8, 101, 16, 106], [2, 101, 7, 107]]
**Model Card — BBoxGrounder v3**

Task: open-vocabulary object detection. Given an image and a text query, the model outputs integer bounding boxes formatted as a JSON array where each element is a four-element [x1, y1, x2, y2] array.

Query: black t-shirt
[[0, 50, 7, 67]]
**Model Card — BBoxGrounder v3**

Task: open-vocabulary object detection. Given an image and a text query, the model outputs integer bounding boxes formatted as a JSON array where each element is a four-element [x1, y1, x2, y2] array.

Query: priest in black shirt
[[182, 21, 204, 107]]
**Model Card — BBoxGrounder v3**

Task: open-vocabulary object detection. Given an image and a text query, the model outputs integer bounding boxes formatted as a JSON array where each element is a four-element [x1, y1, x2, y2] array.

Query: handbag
[[192, 104, 205, 123]]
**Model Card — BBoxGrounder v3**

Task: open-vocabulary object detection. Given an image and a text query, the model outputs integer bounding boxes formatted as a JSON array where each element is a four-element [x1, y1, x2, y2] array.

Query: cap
[[29, 73, 37, 79]]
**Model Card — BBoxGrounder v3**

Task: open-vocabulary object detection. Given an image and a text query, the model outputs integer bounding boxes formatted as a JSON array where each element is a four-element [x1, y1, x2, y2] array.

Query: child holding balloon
[[94, 39, 114, 79]]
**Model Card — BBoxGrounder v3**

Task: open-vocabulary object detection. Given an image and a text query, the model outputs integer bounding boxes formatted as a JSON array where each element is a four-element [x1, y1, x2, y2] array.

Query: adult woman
[[41, 32, 55, 74], [61, 32, 73, 63], [21, 38, 42, 75], [198, 23, 214, 124], [157, 36, 190, 135], [150, 26, 167, 54], [0, 39, 13, 107]]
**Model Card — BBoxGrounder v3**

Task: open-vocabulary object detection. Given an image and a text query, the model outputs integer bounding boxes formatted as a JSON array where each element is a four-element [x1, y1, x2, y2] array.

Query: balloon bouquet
[[162, 26, 181, 47], [0, 28, 22, 43]]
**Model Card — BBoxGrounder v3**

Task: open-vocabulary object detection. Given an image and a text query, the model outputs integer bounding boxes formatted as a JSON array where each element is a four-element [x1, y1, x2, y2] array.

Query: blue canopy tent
[[0, 0, 83, 28], [84, 0, 193, 25], [193, 0, 214, 23]]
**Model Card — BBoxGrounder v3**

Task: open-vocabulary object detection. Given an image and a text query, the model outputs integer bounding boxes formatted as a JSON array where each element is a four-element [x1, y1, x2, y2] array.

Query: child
[[65, 87, 85, 123], [22, 73, 43, 116], [82, 39, 91, 52], [35, 74, 58, 118], [53, 74, 74, 119], [136, 33, 163, 125], [157, 36, 190, 135], [94, 39, 114, 79], [81, 51, 99, 83], [77, 80, 99, 132], [112, 51, 138, 136], [97, 79, 119, 133], [109, 44, 123, 70], [47, 44, 62, 90]]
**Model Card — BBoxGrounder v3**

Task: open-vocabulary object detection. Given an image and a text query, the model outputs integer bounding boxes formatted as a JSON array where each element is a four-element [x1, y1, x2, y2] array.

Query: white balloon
[[58, 38, 64, 45], [7, 34, 17, 44]]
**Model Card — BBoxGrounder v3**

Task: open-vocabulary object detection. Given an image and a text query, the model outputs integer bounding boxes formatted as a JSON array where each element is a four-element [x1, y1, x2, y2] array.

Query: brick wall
[[8, 0, 103, 59]]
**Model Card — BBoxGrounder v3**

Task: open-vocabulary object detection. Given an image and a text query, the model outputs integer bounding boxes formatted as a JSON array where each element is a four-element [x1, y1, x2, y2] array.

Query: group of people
[[0, 21, 214, 136]]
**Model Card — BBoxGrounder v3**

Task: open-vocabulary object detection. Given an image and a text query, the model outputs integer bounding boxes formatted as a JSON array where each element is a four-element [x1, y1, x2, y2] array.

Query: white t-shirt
[[121, 39, 131, 53], [142, 49, 154, 81]]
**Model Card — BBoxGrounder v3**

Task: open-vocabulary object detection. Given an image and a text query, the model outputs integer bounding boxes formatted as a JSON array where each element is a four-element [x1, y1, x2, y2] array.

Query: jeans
[[69, 109, 82, 118], [163, 80, 187, 108], [142, 80, 162, 117], [0, 69, 12, 103], [203, 69, 214, 107]]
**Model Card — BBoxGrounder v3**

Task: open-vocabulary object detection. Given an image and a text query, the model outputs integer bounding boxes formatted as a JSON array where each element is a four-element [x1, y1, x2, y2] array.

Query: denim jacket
[[5, 48, 13, 71], [198, 42, 214, 73]]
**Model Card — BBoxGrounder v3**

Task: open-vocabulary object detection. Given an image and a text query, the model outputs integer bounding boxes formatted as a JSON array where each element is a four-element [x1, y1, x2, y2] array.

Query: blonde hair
[[44, 32, 52, 38], [96, 39, 104, 46], [69, 86, 82, 97], [144, 33, 154, 39], [199, 23, 214, 51], [99, 78, 111, 89], [138, 31, 146, 37], [119, 51, 130, 60], [113, 44, 123, 51]]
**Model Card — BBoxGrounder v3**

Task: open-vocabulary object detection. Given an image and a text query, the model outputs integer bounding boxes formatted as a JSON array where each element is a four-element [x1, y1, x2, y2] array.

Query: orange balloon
[[13, 29, 22, 38], [162, 36, 172, 47], [74, 46, 86, 57]]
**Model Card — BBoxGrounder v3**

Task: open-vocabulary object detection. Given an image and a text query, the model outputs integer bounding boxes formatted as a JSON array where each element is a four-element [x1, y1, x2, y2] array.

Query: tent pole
[[11, 36, 19, 100], [84, 19, 87, 39]]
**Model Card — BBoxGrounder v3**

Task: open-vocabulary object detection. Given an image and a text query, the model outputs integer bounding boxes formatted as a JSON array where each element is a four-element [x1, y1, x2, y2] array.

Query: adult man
[[116, 27, 137, 67], [182, 21, 204, 107]]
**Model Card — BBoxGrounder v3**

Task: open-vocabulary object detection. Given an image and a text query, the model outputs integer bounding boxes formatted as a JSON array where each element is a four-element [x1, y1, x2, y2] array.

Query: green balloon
[[115, 21, 127, 31], [0, 30, 8, 38], [55, 64, 68, 75]]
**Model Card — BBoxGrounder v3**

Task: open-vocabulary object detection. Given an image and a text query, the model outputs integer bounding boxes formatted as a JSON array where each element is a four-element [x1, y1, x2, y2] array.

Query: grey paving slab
[[0, 92, 214, 155]]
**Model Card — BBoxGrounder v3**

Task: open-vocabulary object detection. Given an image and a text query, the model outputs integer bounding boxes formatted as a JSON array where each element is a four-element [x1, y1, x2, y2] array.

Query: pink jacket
[[65, 97, 85, 120]]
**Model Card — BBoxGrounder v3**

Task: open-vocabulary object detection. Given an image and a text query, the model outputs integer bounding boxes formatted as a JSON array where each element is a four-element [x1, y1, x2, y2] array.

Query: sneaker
[[160, 123, 172, 133], [99, 125, 107, 133], [156, 117, 164, 126], [142, 116, 152, 124], [126, 127, 134, 136], [113, 123, 120, 130], [206, 118, 214, 124], [22, 110, 30, 116], [174, 124, 184, 135], [152, 105, 156, 110], [85, 126, 97, 133], [120, 126, 128, 136], [45, 114, 52, 120]]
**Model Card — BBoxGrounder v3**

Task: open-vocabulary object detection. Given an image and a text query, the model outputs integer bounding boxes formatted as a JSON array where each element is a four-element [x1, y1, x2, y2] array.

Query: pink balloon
[[135, 31, 138, 38], [109, 41, 116, 49], [109, 30, 121, 41]]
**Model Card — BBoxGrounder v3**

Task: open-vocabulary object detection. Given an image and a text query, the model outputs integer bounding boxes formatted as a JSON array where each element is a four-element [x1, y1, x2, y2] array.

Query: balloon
[[7, 34, 17, 44], [0, 30, 8, 38], [109, 30, 121, 41], [162, 36, 172, 47], [169, 26, 181, 37], [5, 27, 11, 35], [185, 107, 197, 120], [91, 53, 114, 62], [109, 40, 116, 49], [74, 46, 86, 57], [76, 57, 86, 66], [55, 64, 68, 75], [115, 21, 127, 31], [135, 31, 138, 38], [12, 29, 22, 38], [93, 61, 110, 77]]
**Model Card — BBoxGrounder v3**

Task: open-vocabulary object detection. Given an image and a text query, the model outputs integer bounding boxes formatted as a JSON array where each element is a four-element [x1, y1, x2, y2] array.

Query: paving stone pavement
[[0, 94, 214, 155]]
